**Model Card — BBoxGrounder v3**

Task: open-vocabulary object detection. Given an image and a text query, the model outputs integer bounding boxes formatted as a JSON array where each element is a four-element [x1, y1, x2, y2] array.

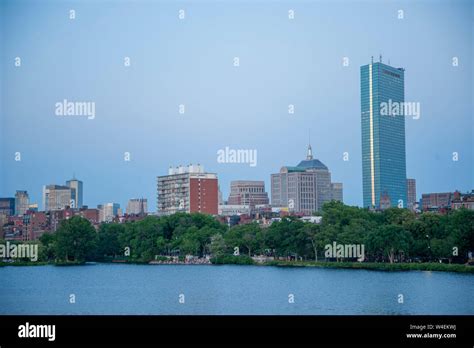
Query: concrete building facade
[[271, 144, 343, 215], [43, 185, 72, 211], [126, 198, 148, 215], [227, 180, 269, 207], [14, 190, 29, 216]]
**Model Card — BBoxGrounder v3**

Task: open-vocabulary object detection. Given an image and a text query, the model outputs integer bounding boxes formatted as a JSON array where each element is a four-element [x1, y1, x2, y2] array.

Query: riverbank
[[2, 258, 473, 273], [0, 261, 51, 266], [267, 260, 474, 273], [0, 260, 86, 266]]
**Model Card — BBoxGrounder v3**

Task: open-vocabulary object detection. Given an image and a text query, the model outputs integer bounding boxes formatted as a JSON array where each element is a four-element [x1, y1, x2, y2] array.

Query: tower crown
[[306, 144, 313, 160]]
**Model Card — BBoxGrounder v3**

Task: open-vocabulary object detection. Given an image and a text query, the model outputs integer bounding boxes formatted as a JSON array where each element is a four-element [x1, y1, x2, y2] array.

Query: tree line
[[35, 201, 473, 264]]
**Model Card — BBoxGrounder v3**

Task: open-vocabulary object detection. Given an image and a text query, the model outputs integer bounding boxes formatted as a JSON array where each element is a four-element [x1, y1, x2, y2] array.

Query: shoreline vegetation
[[1, 202, 473, 274], [266, 260, 474, 273], [1, 258, 473, 273]]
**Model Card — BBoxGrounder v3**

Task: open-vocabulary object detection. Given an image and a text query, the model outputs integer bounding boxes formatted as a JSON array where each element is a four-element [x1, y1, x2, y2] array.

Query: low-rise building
[[451, 190, 474, 210], [218, 204, 250, 216], [421, 192, 453, 211], [227, 181, 269, 208]]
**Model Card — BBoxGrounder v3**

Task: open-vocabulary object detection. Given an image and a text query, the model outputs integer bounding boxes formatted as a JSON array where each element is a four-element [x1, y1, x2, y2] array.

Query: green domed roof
[[296, 144, 328, 170], [296, 158, 328, 170]]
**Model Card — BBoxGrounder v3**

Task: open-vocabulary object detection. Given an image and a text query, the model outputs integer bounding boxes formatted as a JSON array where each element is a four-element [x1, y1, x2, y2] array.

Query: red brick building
[[78, 208, 100, 225], [189, 177, 218, 215], [158, 165, 218, 216]]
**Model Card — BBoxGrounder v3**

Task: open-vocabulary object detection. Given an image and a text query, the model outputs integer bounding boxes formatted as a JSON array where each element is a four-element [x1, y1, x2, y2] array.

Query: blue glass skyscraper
[[361, 60, 407, 209]]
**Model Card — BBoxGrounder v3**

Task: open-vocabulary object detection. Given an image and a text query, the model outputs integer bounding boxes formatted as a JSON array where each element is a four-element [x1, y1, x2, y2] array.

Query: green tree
[[39, 232, 56, 261], [156, 236, 169, 255], [266, 217, 305, 257], [382, 208, 415, 226], [210, 234, 226, 256], [366, 224, 412, 263], [97, 223, 124, 258], [446, 208, 474, 261], [54, 216, 98, 262], [181, 235, 200, 256]]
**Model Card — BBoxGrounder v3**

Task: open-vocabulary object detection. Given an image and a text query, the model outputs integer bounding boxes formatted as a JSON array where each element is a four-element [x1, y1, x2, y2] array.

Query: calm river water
[[1, 264, 473, 315]]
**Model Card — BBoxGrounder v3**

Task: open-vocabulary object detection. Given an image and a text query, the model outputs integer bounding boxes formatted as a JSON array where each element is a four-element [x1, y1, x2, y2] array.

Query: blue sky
[[1, 0, 472, 211]]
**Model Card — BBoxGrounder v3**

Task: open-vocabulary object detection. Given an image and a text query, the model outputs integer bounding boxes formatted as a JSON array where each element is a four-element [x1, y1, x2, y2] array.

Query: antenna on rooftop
[[306, 129, 313, 160]]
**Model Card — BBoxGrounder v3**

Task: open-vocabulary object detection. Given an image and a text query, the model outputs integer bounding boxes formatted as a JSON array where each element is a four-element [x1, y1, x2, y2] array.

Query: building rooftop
[[295, 144, 328, 170], [296, 158, 328, 170]]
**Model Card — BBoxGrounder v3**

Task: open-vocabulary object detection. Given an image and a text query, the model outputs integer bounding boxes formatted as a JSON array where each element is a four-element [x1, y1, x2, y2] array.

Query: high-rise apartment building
[[361, 60, 407, 209], [157, 164, 218, 216], [14, 190, 29, 216]]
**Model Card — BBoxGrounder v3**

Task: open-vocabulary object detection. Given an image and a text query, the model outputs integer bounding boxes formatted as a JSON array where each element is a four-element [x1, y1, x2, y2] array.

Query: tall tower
[[66, 176, 83, 209], [361, 60, 407, 209], [14, 190, 29, 216]]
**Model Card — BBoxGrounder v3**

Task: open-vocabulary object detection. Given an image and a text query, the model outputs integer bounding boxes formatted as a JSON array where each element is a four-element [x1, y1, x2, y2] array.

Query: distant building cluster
[[421, 190, 474, 212], [1, 60, 471, 241], [1, 175, 150, 240], [2, 147, 471, 241], [42, 177, 83, 211]]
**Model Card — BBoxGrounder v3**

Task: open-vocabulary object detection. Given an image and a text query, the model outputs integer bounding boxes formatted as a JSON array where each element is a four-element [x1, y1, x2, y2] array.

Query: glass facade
[[361, 62, 407, 209]]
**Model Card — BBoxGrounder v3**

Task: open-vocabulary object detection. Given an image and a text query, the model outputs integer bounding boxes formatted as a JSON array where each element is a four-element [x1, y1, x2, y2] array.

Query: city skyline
[[1, 1, 473, 340], [1, 146, 472, 214], [0, 136, 472, 212], [1, 0, 472, 212]]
